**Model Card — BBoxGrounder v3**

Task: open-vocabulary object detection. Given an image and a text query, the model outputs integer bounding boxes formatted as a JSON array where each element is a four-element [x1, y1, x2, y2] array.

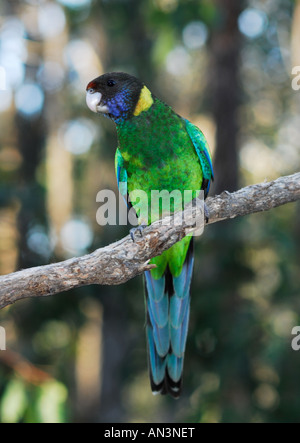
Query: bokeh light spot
[[57, 0, 91, 9], [59, 118, 98, 155], [15, 83, 44, 118], [238, 8, 268, 39], [37, 61, 65, 92], [60, 219, 93, 255], [166, 46, 191, 76], [0, 88, 13, 112], [183, 21, 208, 49], [27, 225, 52, 259], [38, 3, 66, 39]]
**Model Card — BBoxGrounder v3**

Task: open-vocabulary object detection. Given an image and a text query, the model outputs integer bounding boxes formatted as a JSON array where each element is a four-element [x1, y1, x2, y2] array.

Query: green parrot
[[86, 72, 214, 398]]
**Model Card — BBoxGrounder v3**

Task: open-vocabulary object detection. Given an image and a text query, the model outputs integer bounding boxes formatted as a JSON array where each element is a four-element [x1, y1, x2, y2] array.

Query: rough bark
[[0, 173, 299, 310]]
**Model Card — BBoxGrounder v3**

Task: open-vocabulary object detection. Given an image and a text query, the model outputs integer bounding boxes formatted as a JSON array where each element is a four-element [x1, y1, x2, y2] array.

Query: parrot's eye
[[88, 88, 95, 94], [107, 79, 116, 87]]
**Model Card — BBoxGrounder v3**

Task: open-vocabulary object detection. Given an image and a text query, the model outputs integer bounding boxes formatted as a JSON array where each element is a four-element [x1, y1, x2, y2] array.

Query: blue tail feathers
[[144, 239, 194, 398]]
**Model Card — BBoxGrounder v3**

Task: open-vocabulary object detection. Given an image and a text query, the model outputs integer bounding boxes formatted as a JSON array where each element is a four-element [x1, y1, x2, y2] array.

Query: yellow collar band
[[133, 86, 154, 116]]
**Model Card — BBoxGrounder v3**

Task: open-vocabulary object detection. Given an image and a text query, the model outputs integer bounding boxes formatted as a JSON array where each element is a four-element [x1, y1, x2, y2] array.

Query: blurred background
[[0, 0, 299, 423]]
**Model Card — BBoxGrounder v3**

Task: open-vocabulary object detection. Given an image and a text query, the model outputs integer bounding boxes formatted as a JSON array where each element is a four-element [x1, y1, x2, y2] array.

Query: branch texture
[[0, 173, 299, 310]]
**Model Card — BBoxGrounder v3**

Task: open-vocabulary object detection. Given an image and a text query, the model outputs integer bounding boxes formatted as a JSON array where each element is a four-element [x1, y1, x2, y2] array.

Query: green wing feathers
[[115, 147, 128, 202], [185, 119, 214, 196]]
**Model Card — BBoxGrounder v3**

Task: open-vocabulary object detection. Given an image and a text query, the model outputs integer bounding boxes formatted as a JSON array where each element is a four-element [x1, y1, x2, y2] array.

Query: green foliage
[[0, 378, 68, 423]]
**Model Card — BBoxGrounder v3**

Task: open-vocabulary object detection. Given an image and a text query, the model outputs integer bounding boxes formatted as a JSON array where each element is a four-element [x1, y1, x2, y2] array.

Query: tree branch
[[0, 173, 299, 310]]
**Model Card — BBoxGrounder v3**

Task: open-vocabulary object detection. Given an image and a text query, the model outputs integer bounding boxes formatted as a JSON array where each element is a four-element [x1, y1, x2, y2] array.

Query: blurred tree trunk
[[207, 0, 249, 419], [209, 0, 243, 194], [291, 0, 300, 68], [96, 290, 130, 423], [16, 113, 47, 269], [4, 0, 47, 270], [291, 1, 300, 264], [127, 0, 153, 84]]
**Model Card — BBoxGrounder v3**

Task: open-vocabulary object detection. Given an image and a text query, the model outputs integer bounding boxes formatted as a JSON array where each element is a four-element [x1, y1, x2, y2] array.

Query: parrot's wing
[[115, 147, 129, 206], [185, 119, 214, 197]]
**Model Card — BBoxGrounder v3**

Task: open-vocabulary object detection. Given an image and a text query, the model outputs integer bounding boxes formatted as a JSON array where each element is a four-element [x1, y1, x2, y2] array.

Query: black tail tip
[[150, 371, 182, 399]]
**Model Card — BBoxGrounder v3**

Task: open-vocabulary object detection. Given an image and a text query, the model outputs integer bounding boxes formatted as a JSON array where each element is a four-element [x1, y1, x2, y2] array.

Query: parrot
[[86, 72, 214, 398]]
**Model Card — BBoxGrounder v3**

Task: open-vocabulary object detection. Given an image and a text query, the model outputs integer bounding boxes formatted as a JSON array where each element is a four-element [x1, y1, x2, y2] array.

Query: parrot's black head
[[86, 72, 152, 122]]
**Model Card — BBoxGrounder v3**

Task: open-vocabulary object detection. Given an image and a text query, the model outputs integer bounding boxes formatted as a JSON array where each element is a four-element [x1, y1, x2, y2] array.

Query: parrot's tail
[[144, 238, 194, 398]]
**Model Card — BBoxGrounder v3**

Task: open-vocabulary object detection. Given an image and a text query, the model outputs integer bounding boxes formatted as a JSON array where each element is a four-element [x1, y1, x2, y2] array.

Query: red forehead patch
[[86, 80, 97, 91]]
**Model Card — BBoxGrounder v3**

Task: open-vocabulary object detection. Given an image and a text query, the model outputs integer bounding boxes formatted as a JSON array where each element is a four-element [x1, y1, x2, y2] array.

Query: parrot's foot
[[130, 224, 147, 242], [204, 203, 210, 224]]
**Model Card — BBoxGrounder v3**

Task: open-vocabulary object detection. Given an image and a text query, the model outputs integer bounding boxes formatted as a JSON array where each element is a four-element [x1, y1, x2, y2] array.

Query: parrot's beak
[[86, 90, 109, 114]]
